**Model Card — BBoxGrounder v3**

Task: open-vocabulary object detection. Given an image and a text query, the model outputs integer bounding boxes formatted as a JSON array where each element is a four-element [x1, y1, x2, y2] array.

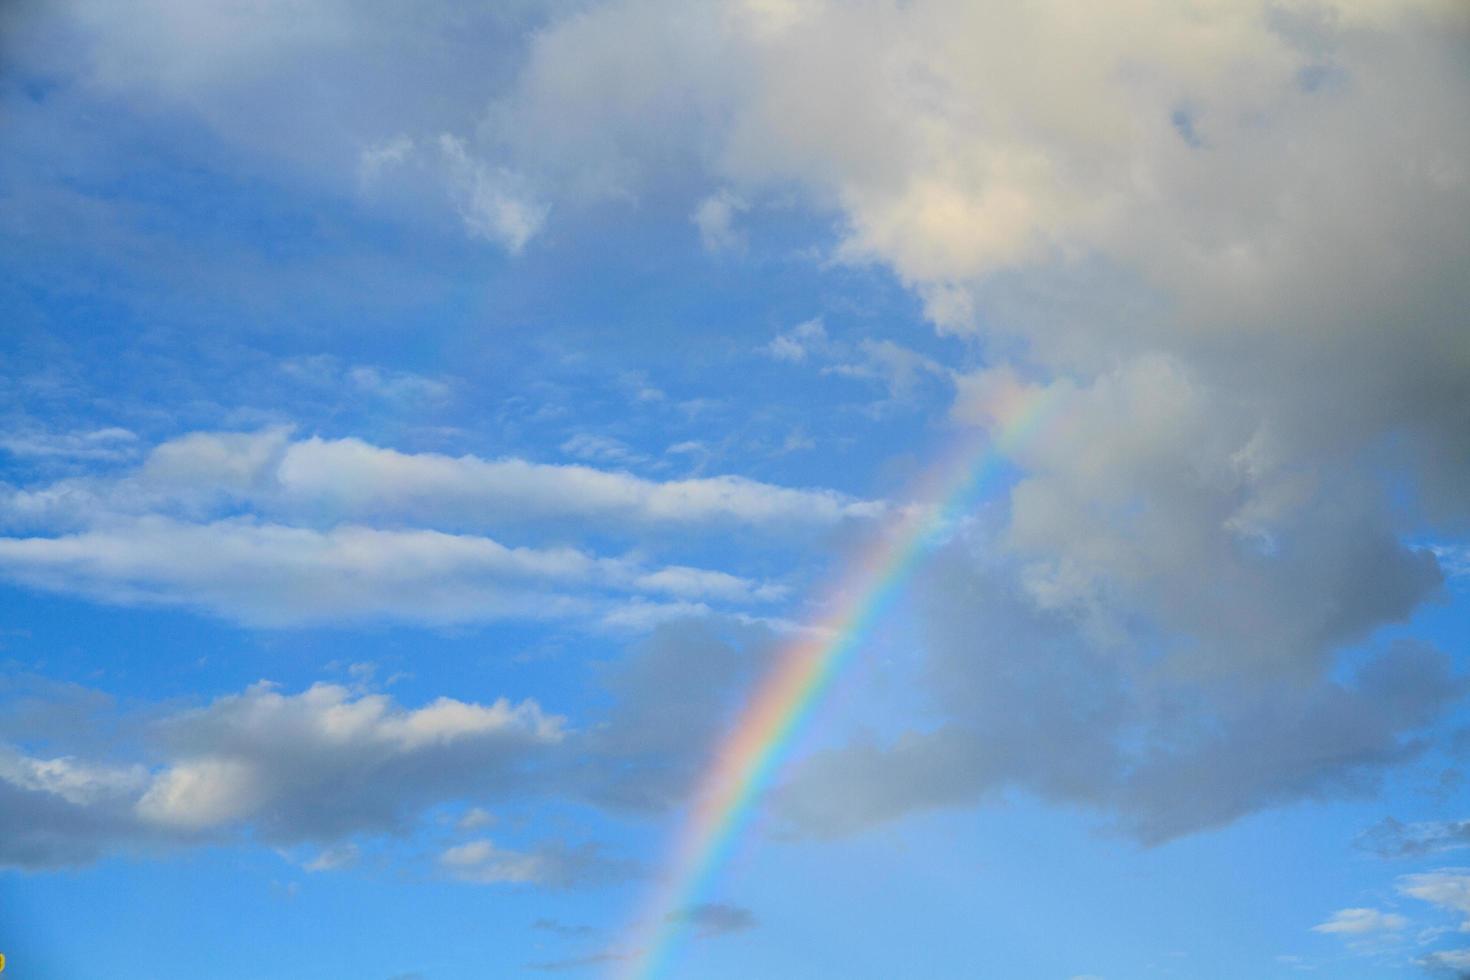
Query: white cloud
[[304, 842, 360, 872], [559, 433, 645, 466], [440, 838, 549, 884], [137, 757, 265, 830], [0, 428, 883, 534], [23, 2, 554, 252], [692, 189, 748, 253], [1400, 869, 1470, 930], [0, 427, 138, 462], [61, 0, 354, 96], [473, 3, 1470, 785], [762, 319, 948, 410], [0, 518, 781, 626], [279, 356, 451, 406], [358, 134, 415, 187], [0, 428, 881, 626], [437, 134, 546, 253], [1430, 545, 1470, 583], [0, 748, 146, 807], [456, 806, 495, 831], [345, 366, 451, 404], [762, 319, 827, 363], [1312, 908, 1408, 935], [439, 838, 631, 888]]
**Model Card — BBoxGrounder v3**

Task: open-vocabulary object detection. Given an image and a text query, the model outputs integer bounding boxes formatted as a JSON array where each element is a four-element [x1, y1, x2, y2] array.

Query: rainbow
[[613, 380, 1058, 980]]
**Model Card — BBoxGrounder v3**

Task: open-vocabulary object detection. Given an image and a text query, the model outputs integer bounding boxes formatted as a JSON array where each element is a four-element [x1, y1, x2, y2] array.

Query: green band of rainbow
[[614, 384, 1058, 980]]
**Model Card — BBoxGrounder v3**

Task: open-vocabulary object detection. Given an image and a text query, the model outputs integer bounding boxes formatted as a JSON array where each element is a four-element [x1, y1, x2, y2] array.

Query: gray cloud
[[578, 617, 775, 812], [1359, 818, 1470, 860], [775, 548, 1462, 843], [526, 949, 637, 974], [667, 901, 756, 937], [462, 0, 1470, 850], [531, 918, 596, 938], [0, 618, 768, 871], [1417, 948, 1470, 977], [0, 749, 153, 868], [0, 679, 568, 868]]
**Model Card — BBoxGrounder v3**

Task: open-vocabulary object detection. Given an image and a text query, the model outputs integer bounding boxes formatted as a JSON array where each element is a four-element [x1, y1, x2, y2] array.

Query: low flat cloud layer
[[0, 429, 878, 626]]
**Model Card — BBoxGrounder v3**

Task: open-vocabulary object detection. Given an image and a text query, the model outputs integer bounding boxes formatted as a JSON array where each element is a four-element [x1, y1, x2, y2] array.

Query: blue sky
[[1, 2, 1469, 978]]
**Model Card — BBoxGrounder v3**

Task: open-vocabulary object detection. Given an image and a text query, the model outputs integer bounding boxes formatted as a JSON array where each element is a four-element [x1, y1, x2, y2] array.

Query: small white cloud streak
[[438, 134, 546, 253], [692, 189, 747, 253], [1312, 907, 1408, 935], [1400, 869, 1470, 930]]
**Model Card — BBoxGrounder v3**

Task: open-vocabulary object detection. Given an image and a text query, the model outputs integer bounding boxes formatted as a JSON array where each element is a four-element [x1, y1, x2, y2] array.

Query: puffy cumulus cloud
[[626, 1, 1469, 851], [0, 680, 566, 867], [1313, 908, 1408, 935], [773, 547, 1461, 843], [990, 356, 1443, 671], [136, 681, 563, 840], [482, 0, 1470, 842], [493, 2, 1469, 508], [494, 0, 1465, 292]]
